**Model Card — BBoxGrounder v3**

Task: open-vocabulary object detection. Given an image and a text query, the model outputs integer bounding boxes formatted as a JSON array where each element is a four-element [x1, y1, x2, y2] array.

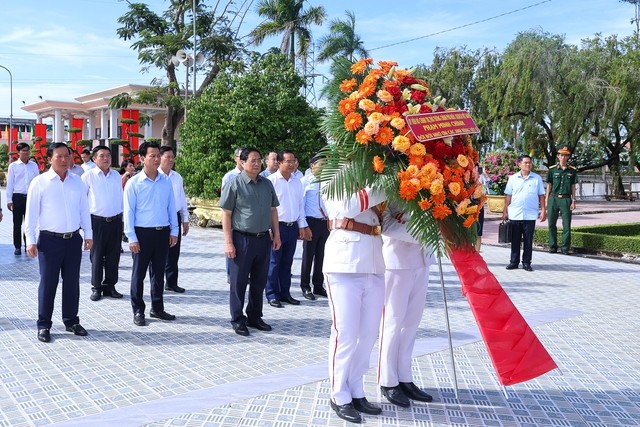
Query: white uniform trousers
[[378, 267, 429, 387], [326, 272, 385, 405]]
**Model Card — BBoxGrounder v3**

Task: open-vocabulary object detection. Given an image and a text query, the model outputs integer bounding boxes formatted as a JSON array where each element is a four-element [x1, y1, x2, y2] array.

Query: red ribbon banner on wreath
[[449, 248, 558, 385]]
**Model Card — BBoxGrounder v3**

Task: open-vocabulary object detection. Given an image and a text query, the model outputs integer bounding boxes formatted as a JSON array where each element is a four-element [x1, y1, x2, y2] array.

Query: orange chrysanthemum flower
[[378, 60, 398, 73], [418, 199, 432, 210], [430, 191, 446, 205], [351, 58, 372, 74], [399, 179, 420, 201], [432, 204, 453, 220], [373, 155, 385, 173], [358, 84, 376, 98], [344, 112, 363, 131], [340, 78, 357, 93], [356, 130, 372, 145], [375, 126, 394, 145], [408, 155, 427, 168], [338, 98, 356, 116]]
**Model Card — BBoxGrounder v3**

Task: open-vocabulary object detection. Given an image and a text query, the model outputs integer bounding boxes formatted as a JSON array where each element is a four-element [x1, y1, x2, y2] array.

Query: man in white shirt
[[6, 142, 39, 255], [221, 147, 244, 189], [149, 145, 190, 293], [81, 148, 97, 172], [259, 151, 278, 177], [25, 142, 93, 343], [82, 145, 124, 302], [265, 150, 310, 307]]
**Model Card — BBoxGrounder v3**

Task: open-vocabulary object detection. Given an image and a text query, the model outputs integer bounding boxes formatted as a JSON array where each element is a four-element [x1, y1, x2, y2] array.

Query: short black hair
[[139, 141, 160, 157], [16, 142, 30, 152], [82, 148, 91, 155], [92, 145, 111, 156], [276, 150, 295, 162], [309, 153, 325, 165], [159, 145, 174, 156], [517, 154, 532, 163], [239, 147, 260, 161], [47, 142, 69, 158]]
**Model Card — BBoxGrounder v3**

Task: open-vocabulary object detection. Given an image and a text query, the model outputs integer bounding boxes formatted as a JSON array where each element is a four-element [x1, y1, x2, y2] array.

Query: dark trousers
[[149, 212, 182, 288], [130, 227, 170, 315], [547, 197, 572, 250], [90, 216, 123, 292], [509, 220, 536, 265], [300, 217, 329, 292], [12, 193, 27, 249], [229, 230, 271, 326], [266, 223, 298, 301], [37, 232, 82, 329]]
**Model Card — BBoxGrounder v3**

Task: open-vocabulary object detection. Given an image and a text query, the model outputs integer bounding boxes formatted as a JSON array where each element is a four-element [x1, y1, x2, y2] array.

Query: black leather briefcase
[[498, 220, 512, 244]]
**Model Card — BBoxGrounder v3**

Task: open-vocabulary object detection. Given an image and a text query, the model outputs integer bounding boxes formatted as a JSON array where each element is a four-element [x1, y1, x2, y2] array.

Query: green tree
[[176, 52, 326, 198], [116, 1, 248, 145], [249, 0, 326, 65], [317, 10, 368, 63]]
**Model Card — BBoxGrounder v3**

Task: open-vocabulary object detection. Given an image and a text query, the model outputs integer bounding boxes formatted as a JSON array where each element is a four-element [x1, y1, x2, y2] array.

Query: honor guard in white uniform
[[324, 187, 386, 424], [378, 203, 435, 407]]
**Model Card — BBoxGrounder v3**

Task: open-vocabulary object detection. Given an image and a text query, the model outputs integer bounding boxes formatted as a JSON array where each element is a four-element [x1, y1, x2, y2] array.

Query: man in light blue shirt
[[124, 142, 179, 326], [502, 154, 546, 271]]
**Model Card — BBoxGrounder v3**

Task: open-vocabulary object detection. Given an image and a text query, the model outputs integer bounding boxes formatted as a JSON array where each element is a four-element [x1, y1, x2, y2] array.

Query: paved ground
[[1, 188, 639, 427]]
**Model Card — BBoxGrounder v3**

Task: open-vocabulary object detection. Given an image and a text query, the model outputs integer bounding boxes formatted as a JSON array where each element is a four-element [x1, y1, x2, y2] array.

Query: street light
[[0, 64, 13, 148]]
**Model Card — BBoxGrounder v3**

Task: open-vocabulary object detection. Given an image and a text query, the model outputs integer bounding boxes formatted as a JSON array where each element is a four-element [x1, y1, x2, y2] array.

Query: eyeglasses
[[281, 160, 297, 164]]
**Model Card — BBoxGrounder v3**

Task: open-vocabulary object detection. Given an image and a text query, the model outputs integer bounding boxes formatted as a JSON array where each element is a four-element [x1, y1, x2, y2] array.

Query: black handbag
[[498, 220, 512, 243]]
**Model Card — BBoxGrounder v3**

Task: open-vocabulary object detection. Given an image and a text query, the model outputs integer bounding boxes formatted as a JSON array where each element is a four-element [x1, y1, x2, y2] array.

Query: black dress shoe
[[233, 323, 250, 336], [281, 296, 300, 305], [165, 285, 186, 293], [505, 263, 519, 270], [549, 247, 558, 253], [330, 400, 361, 424], [268, 299, 283, 308], [150, 310, 176, 321], [313, 288, 328, 298], [65, 324, 88, 336], [523, 264, 533, 272], [90, 290, 102, 301], [380, 385, 410, 407], [103, 288, 123, 298], [399, 382, 433, 402], [14, 248, 21, 255], [561, 249, 571, 255], [302, 290, 315, 300], [37, 329, 51, 343], [247, 318, 272, 331], [133, 313, 146, 326], [352, 397, 382, 415]]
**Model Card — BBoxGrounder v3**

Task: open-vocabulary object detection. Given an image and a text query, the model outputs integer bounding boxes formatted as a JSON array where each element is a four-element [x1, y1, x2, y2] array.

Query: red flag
[[449, 248, 557, 385]]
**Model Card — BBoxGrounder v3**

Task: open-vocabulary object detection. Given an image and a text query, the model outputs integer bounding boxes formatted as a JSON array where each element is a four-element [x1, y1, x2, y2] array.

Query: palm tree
[[317, 11, 368, 63], [250, 0, 326, 64]]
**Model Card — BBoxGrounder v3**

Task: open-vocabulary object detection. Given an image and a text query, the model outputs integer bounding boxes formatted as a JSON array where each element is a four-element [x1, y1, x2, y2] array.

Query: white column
[[88, 114, 96, 145], [100, 109, 108, 141], [144, 113, 153, 138], [54, 109, 63, 142], [109, 109, 118, 139]]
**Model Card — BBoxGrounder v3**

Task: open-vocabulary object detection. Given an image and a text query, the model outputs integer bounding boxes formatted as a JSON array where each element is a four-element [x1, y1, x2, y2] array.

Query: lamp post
[[0, 64, 13, 149]]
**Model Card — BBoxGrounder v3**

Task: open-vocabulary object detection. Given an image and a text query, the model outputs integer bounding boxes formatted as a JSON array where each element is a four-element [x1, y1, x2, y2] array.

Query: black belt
[[136, 226, 169, 231], [13, 193, 27, 197], [91, 213, 122, 222], [279, 221, 296, 227], [551, 194, 572, 198], [40, 229, 80, 239], [234, 229, 269, 238], [307, 216, 328, 221]]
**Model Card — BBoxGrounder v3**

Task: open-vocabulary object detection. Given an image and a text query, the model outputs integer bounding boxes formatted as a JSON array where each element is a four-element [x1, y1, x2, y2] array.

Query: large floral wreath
[[320, 58, 485, 252]]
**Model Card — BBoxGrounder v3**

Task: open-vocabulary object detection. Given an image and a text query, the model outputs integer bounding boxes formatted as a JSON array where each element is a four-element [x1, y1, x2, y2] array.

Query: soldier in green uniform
[[545, 146, 578, 254]]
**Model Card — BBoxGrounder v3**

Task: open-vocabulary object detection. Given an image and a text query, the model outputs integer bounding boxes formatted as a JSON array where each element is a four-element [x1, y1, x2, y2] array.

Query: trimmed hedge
[[534, 223, 640, 254]]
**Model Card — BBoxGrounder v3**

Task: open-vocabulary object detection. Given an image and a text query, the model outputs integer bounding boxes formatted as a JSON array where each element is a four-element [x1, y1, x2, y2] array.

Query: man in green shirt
[[219, 147, 281, 336], [545, 146, 578, 255]]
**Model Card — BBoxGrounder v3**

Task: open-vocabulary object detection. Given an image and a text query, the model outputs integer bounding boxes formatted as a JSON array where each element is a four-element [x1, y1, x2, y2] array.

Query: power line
[[370, 0, 553, 51]]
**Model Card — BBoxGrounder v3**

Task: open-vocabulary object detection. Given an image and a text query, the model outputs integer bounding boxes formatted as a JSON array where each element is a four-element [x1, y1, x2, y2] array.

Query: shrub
[[534, 223, 640, 254], [482, 150, 519, 195]]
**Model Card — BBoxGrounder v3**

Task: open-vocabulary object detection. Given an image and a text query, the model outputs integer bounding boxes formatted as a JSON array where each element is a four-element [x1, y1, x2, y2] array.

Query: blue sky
[[0, 0, 635, 120]]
